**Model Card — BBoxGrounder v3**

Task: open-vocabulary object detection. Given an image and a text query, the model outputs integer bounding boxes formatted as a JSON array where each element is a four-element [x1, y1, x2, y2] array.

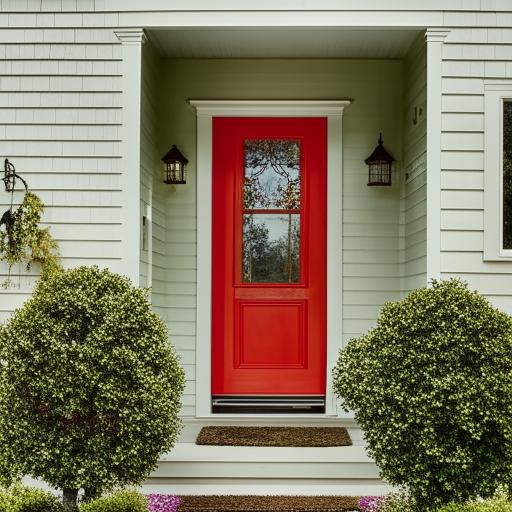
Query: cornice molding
[[114, 28, 147, 45], [188, 99, 352, 117], [425, 28, 450, 43]]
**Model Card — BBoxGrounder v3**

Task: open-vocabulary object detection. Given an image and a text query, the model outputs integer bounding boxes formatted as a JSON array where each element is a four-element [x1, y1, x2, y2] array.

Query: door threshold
[[212, 395, 325, 414]]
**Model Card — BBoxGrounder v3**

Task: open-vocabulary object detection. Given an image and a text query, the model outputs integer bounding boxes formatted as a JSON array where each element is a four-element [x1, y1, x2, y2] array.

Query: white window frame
[[484, 81, 512, 260], [189, 100, 350, 418]]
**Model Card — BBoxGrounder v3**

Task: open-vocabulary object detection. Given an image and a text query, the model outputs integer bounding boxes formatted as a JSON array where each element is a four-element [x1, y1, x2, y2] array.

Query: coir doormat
[[195, 426, 352, 447], [179, 495, 359, 512]]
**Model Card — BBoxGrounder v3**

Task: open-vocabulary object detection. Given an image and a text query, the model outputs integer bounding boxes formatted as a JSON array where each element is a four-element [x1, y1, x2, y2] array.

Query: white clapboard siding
[[400, 32, 427, 295], [0, 23, 121, 313], [440, 28, 512, 304]]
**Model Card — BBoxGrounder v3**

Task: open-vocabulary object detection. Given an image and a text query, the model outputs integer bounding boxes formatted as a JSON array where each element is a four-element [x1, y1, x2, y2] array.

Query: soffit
[[148, 27, 421, 59]]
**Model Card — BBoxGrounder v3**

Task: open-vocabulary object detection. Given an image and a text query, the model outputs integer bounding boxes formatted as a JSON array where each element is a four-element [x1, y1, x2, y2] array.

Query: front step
[[142, 418, 390, 496]]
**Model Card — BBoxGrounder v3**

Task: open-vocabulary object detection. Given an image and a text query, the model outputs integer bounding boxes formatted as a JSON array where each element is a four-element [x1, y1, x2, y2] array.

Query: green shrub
[[334, 279, 512, 510], [80, 490, 147, 512], [0, 485, 63, 512], [438, 488, 512, 512], [0, 266, 185, 506], [10, 484, 64, 512], [0, 489, 11, 512]]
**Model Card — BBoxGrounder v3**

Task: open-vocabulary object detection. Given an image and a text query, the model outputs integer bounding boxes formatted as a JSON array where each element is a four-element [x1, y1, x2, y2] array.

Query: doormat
[[195, 426, 352, 447], [179, 495, 360, 511]]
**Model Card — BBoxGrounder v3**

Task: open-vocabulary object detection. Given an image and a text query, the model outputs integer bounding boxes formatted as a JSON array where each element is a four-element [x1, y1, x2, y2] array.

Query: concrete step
[[144, 434, 389, 496]]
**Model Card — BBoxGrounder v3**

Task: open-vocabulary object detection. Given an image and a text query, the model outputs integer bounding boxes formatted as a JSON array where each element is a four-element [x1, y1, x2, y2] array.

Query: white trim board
[[191, 99, 351, 418], [483, 80, 512, 261], [425, 28, 449, 282]]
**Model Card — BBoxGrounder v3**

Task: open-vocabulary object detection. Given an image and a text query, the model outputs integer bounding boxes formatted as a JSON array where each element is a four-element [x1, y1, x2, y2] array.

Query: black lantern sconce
[[161, 145, 188, 185], [364, 134, 395, 186]]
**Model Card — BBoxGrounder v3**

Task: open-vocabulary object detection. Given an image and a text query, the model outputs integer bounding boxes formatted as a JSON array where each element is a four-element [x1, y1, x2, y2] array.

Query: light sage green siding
[[401, 33, 428, 295], [155, 58, 404, 415]]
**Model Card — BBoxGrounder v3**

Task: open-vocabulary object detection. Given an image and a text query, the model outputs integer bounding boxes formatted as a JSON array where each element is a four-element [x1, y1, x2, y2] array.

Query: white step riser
[[152, 461, 380, 479], [142, 481, 392, 496]]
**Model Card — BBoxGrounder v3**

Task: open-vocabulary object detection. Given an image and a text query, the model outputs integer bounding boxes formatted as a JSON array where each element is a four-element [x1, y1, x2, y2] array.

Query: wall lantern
[[364, 134, 395, 186], [161, 145, 188, 185]]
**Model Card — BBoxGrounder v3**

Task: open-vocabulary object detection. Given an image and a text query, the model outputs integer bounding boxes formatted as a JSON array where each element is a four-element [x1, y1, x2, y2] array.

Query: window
[[503, 100, 512, 249], [483, 82, 512, 260], [242, 139, 302, 283]]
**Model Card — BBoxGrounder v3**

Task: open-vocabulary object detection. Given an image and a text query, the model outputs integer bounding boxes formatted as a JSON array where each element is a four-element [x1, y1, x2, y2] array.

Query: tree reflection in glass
[[242, 140, 301, 283]]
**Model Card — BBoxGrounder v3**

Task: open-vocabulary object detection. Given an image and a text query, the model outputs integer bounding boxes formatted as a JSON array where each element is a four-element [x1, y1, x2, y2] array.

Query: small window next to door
[[503, 100, 512, 250], [484, 83, 512, 260], [242, 139, 302, 283]]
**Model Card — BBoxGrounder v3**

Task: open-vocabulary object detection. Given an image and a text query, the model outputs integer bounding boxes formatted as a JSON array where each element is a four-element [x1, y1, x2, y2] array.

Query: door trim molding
[[190, 99, 351, 417]]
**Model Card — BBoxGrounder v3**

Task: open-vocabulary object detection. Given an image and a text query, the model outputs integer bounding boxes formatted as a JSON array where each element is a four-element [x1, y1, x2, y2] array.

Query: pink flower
[[147, 494, 181, 512], [358, 495, 386, 512]]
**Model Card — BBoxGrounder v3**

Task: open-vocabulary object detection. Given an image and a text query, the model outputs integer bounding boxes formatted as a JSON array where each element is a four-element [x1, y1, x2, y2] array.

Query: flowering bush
[[0, 266, 185, 508], [359, 491, 413, 512], [359, 496, 386, 512], [335, 279, 512, 509], [147, 494, 181, 512]]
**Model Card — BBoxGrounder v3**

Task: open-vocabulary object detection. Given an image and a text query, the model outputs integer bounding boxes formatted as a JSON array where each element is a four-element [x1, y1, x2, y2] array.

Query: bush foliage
[[0, 484, 63, 512], [80, 490, 147, 512], [438, 488, 512, 512], [0, 266, 185, 501], [334, 279, 512, 509]]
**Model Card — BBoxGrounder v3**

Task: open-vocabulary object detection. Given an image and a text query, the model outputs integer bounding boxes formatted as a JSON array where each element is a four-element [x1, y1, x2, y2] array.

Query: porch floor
[[143, 418, 390, 496]]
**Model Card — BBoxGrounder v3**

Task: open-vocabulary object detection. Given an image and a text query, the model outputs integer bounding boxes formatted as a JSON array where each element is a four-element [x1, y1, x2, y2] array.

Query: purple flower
[[147, 494, 181, 512], [358, 496, 386, 512]]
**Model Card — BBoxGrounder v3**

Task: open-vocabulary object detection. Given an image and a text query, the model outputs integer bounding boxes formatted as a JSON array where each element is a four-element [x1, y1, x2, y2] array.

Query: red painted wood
[[212, 117, 327, 395]]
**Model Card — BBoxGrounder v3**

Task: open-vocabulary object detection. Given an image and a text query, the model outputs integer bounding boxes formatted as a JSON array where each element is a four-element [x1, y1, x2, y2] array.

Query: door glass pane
[[504, 100, 512, 249], [244, 140, 301, 209], [243, 213, 300, 283]]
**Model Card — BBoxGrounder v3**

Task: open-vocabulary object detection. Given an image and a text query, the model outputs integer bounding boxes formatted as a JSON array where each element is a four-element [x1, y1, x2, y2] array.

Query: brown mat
[[179, 495, 359, 511], [196, 426, 352, 447]]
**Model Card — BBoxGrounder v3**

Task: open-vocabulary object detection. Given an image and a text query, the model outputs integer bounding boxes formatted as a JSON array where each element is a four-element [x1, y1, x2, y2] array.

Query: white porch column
[[114, 28, 147, 286], [425, 28, 449, 282]]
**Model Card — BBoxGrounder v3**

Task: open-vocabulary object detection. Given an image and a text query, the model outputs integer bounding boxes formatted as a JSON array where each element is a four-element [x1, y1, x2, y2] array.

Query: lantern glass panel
[[162, 160, 187, 184], [368, 161, 392, 186]]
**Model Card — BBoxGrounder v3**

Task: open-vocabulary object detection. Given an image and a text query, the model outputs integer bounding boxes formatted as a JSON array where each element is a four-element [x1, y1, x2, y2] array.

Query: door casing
[[191, 100, 350, 417]]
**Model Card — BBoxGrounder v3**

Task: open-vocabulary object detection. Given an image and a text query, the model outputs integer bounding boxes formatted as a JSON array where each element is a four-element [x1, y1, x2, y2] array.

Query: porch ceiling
[[148, 27, 422, 59]]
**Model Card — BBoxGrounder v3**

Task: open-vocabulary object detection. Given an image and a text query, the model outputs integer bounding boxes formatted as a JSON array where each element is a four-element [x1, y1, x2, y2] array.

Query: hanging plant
[[0, 191, 61, 282], [0, 159, 61, 284]]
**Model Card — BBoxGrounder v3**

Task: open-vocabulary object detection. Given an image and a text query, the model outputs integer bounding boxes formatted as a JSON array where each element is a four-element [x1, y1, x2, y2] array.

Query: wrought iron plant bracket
[[3, 158, 28, 193], [0, 158, 29, 236]]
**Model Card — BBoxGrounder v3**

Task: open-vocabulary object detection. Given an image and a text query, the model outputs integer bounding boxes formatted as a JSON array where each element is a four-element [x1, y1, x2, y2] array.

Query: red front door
[[212, 117, 327, 396]]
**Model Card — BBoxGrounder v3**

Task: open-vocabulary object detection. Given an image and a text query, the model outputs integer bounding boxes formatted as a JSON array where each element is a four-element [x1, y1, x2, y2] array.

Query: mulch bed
[[179, 495, 360, 511], [195, 426, 352, 447]]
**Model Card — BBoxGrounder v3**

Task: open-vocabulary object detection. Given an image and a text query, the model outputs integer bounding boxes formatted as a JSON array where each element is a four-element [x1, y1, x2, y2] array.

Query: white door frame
[[190, 100, 350, 417]]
